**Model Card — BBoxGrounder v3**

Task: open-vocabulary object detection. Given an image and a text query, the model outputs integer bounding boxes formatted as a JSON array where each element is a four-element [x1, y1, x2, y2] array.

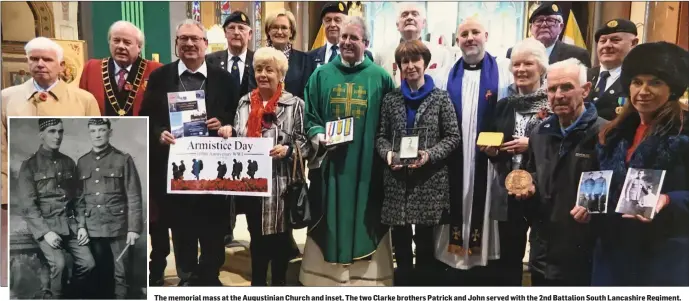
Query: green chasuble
[[304, 55, 394, 264]]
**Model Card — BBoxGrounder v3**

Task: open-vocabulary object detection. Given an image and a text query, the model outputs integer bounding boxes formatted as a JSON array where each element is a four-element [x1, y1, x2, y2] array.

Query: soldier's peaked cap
[[88, 118, 111, 127], [529, 2, 562, 23], [595, 18, 637, 41], [223, 11, 250, 28], [38, 118, 62, 131], [321, 2, 347, 20]]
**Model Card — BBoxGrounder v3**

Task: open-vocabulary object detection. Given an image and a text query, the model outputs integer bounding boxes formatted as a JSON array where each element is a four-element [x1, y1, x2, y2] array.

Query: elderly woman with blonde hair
[[219, 47, 306, 286], [481, 37, 552, 285], [263, 9, 315, 99]]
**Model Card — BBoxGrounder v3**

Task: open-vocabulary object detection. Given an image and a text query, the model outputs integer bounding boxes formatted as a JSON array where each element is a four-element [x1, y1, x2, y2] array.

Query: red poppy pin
[[142, 80, 148, 90], [429, 63, 437, 69], [124, 82, 133, 91], [537, 107, 549, 120], [38, 92, 48, 101], [485, 90, 493, 101]]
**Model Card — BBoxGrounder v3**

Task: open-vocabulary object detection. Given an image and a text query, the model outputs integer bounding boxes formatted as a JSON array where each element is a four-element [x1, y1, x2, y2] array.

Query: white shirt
[[545, 43, 555, 58], [596, 65, 622, 91], [177, 60, 208, 78], [113, 63, 132, 86], [227, 50, 247, 84], [325, 41, 339, 63]]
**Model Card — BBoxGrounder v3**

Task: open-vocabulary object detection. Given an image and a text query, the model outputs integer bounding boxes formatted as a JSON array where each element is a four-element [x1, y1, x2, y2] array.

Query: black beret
[[222, 11, 250, 29], [595, 19, 637, 41], [529, 2, 562, 23], [621, 42, 689, 101], [88, 118, 111, 128], [38, 118, 62, 131], [320, 2, 347, 20]]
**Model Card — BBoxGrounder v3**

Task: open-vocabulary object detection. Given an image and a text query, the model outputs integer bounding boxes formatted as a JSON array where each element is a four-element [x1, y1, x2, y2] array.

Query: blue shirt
[[560, 105, 588, 136]]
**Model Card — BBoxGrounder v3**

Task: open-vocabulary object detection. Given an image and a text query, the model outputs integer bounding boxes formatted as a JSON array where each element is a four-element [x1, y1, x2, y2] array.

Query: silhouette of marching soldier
[[192, 159, 203, 180], [247, 160, 258, 179], [172, 162, 180, 180], [179, 160, 186, 179], [217, 161, 227, 179]]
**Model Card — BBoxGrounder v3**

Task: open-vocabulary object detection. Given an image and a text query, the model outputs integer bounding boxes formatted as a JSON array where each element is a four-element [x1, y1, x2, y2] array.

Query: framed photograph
[[615, 168, 667, 220], [576, 170, 613, 213], [2, 55, 31, 89], [392, 127, 428, 166]]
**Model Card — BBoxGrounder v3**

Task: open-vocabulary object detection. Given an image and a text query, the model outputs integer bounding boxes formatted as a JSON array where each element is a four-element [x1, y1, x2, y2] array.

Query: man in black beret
[[206, 10, 256, 98], [586, 18, 639, 121], [507, 2, 591, 67], [308, 2, 373, 67]]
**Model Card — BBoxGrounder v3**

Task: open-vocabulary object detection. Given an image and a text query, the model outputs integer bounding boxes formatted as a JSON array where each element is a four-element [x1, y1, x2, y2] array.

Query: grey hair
[[397, 2, 426, 20], [509, 37, 549, 75], [342, 15, 370, 42], [549, 58, 588, 86], [176, 19, 207, 39], [108, 21, 145, 47], [24, 37, 64, 62]]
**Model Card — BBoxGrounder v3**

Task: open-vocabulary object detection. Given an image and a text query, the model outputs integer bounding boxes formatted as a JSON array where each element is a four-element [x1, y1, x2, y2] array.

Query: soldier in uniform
[[586, 18, 639, 120], [77, 118, 143, 298], [17, 118, 95, 299]]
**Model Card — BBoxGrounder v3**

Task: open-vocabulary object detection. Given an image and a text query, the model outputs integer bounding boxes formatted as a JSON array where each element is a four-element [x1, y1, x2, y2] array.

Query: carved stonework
[[1, 1, 55, 54], [62, 2, 69, 21]]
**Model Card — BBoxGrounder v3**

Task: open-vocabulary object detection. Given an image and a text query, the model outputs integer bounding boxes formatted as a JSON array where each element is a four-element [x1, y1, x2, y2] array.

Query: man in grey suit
[[506, 2, 591, 67]]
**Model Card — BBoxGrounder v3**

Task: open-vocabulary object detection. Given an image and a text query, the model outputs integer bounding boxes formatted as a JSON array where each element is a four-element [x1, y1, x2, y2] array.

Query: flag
[[312, 25, 327, 50], [562, 11, 586, 48]]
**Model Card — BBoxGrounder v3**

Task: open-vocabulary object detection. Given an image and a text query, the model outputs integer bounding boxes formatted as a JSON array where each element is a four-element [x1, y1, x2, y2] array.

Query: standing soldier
[[80, 21, 163, 116], [77, 118, 143, 298], [17, 118, 95, 298]]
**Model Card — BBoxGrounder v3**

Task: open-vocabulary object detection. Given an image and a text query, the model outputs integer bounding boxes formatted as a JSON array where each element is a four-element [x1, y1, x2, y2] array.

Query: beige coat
[[2, 79, 100, 204]]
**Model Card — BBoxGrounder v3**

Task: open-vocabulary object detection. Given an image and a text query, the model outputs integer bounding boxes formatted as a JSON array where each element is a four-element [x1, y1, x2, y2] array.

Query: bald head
[[456, 18, 488, 63], [396, 3, 426, 41]]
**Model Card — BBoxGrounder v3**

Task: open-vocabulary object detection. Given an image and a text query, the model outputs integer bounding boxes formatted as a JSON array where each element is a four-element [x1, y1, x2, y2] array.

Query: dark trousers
[[149, 221, 170, 283], [170, 224, 225, 286], [245, 200, 291, 286], [391, 224, 435, 286], [530, 271, 590, 286], [90, 236, 129, 299], [37, 228, 95, 298], [492, 207, 529, 286]]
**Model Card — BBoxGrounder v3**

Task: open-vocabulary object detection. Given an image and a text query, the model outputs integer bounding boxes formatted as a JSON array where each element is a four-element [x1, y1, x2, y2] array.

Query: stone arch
[[1, 1, 54, 54]]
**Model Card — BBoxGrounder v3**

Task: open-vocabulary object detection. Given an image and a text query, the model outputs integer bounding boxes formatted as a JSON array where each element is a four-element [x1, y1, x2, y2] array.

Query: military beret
[[321, 2, 347, 20], [529, 2, 562, 23], [88, 118, 111, 128], [222, 11, 250, 29], [621, 42, 689, 101], [38, 118, 62, 131], [595, 19, 637, 41]]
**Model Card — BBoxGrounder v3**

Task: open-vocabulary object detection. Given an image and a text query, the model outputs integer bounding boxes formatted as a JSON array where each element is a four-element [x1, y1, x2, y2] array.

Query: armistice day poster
[[167, 137, 273, 197]]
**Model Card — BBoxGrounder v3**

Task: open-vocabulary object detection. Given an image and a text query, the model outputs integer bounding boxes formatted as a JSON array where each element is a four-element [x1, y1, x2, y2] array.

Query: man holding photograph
[[77, 118, 142, 298]]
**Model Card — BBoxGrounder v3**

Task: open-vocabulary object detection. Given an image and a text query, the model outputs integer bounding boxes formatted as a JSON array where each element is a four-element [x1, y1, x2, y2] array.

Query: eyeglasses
[[532, 18, 560, 26], [176, 35, 206, 43], [269, 25, 290, 33]]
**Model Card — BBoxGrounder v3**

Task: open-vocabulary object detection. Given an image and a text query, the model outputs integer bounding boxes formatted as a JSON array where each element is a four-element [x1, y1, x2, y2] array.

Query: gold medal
[[118, 109, 126, 115], [615, 106, 623, 115], [505, 169, 533, 195]]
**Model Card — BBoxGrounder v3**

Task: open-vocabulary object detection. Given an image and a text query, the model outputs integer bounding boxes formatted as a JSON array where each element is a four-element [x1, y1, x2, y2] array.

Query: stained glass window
[[220, 1, 231, 25], [191, 1, 201, 22]]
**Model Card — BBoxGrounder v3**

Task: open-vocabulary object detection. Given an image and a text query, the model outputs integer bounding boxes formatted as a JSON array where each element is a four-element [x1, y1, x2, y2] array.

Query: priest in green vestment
[[299, 15, 396, 286]]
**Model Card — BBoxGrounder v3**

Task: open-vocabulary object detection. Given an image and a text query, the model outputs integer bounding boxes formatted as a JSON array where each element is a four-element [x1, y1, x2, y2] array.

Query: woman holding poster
[[593, 42, 689, 286], [219, 47, 306, 286]]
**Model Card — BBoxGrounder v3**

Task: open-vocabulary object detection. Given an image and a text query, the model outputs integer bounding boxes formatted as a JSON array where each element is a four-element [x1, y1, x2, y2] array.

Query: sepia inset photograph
[[616, 168, 666, 220], [7, 117, 148, 299], [576, 170, 613, 213]]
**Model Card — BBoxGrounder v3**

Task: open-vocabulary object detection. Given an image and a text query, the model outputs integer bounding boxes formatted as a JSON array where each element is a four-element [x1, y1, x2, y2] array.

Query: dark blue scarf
[[401, 74, 435, 130], [445, 52, 500, 254]]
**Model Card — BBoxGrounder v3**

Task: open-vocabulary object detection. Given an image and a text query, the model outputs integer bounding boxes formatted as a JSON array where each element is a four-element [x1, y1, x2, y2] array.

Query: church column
[[288, 2, 306, 51]]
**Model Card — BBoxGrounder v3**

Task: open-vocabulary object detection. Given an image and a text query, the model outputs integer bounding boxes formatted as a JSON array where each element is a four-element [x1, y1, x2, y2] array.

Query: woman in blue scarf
[[375, 40, 460, 286]]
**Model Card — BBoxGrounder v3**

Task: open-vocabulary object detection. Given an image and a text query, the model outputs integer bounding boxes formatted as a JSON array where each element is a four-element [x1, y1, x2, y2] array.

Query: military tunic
[[17, 146, 95, 298], [76, 144, 142, 299]]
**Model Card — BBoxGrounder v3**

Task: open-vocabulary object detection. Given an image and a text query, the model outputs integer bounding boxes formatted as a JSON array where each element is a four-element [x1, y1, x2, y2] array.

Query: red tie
[[117, 69, 127, 91]]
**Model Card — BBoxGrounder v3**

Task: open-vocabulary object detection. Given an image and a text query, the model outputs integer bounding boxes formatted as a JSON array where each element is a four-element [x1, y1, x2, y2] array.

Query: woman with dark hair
[[590, 42, 689, 286]]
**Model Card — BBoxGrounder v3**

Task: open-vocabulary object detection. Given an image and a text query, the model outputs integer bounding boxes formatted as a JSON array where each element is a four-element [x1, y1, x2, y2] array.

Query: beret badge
[[551, 4, 559, 12], [241, 13, 246, 22], [338, 3, 345, 11], [607, 20, 618, 28]]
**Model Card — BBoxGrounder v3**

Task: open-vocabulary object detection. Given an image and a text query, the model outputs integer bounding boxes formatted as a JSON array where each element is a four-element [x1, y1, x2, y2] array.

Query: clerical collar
[[462, 58, 484, 70], [341, 56, 365, 67], [33, 79, 59, 92], [178, 60, 208, 77]]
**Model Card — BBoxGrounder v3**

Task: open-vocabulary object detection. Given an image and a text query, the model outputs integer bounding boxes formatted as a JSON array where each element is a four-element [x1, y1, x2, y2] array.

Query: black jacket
[[525, 103, 607, 283], [283, 48, 315, 100], [205, 49, 257, 98], [586, 66, 623, 121], [139, 60, 239, 227], [507, 40, 591, 67]]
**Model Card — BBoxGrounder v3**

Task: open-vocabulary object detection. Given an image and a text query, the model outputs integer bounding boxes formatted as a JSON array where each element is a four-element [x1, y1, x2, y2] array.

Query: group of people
[[2, 0, 689, 291]]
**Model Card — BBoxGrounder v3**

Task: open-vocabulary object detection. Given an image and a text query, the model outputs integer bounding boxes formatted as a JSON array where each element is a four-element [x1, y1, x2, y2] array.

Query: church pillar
[[289, 2, 306, 51]]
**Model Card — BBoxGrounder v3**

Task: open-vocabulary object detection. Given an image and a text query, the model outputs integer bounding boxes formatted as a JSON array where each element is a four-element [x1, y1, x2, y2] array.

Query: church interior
[[2, 0, 689, 290]]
